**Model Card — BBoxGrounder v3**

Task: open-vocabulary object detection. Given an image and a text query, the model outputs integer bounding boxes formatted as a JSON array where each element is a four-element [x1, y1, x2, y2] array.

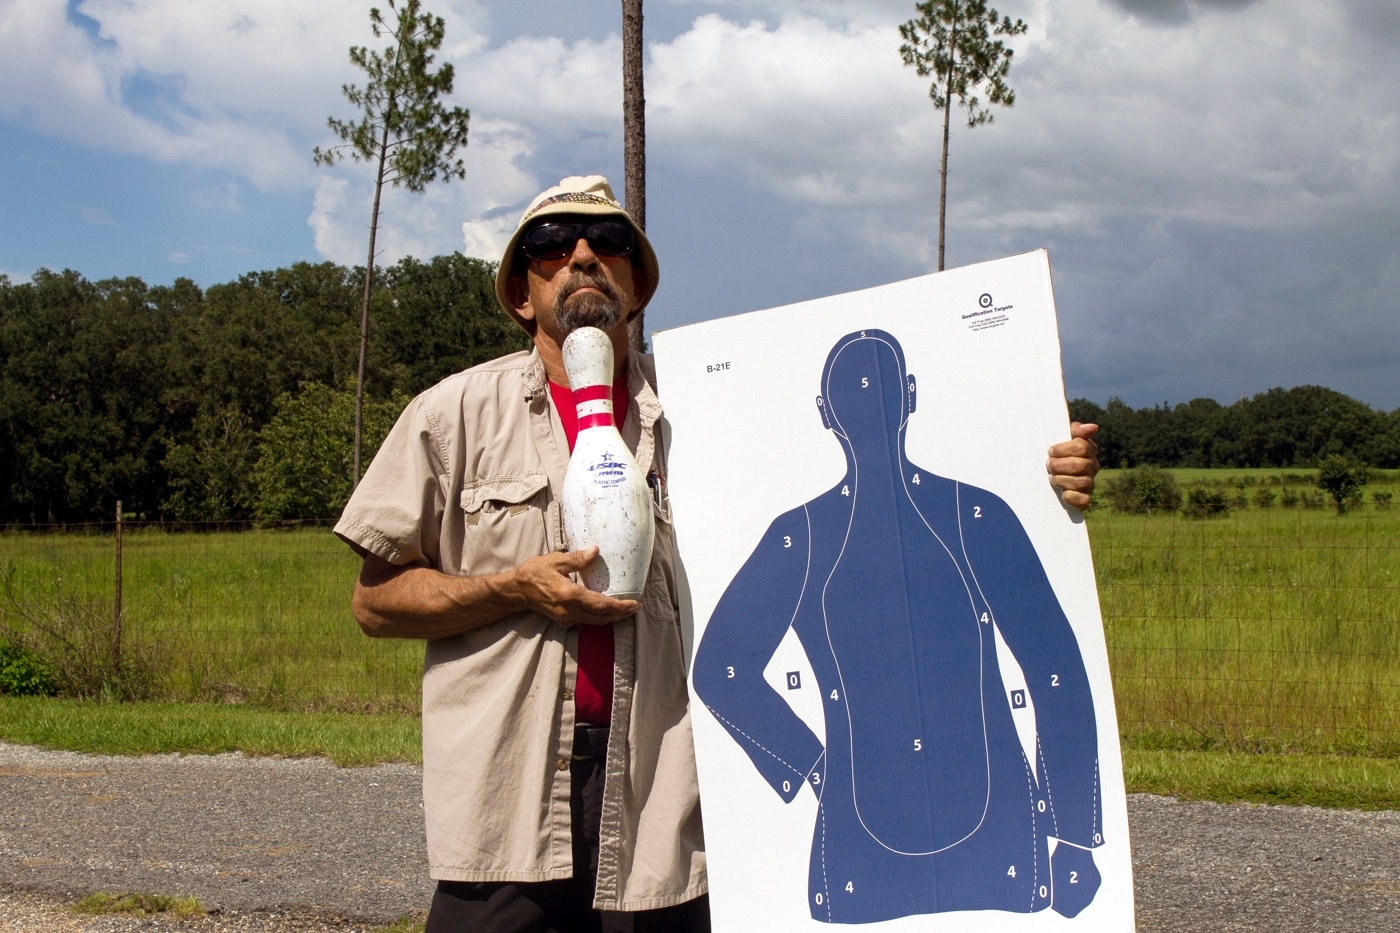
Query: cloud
[[666, 0, 916, 30], [635, 1, 1399, 407], [1103, 0, 1262, 26], [648, 13, 925, 206], [74, 205, 119, 226], [307, 115, 539, 271], [5, 0, 1399, 408], [0, 0, 482, 191]]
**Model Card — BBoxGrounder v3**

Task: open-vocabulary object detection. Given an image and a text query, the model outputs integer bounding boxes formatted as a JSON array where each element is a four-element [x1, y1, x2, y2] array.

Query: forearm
[[352, 559, 525, 639], [351, 548, 640, 639]]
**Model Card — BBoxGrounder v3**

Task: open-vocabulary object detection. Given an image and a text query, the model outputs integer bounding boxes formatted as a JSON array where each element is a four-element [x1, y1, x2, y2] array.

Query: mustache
[[556, 271, 620, 306]]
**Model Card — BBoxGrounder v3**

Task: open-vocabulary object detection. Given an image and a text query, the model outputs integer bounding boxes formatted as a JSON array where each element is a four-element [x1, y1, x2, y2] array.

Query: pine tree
[[314, 0, 470, 486], [899, 0, 1027, 271]]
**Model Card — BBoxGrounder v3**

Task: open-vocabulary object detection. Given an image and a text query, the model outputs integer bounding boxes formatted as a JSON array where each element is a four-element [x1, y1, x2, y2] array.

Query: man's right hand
[[508, 547, 640, 627]]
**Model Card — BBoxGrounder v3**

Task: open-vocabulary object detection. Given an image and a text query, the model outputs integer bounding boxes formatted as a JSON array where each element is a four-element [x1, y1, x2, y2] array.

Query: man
[[335, 175, 1101, 932]]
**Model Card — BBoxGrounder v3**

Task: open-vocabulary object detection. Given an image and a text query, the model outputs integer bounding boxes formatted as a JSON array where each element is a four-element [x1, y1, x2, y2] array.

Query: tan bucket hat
[[493, 175, 660, 330]]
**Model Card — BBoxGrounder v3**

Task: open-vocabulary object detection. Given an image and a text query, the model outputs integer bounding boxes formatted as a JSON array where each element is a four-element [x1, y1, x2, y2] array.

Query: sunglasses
[[521, 220, 637, 262]]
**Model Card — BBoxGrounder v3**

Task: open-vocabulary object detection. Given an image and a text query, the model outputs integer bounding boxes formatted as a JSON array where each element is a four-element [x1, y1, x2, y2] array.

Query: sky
[[2, 0, 1398, 411]]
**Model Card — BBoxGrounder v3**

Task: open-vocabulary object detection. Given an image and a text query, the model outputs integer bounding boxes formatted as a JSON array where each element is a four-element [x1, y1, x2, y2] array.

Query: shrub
[[1374, 490, 1393, 510], [0, 637, 57, 696], [1253, 488, 1276, 509], [1105, 465, 1182, 515], [1316, 454, 1370, 514], [1182, 486, 1231, 519], [1280, 487, 1299, 508]]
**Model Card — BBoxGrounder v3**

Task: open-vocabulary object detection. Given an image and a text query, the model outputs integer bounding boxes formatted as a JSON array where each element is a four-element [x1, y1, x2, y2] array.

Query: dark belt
[[572, 723, 610, 761]]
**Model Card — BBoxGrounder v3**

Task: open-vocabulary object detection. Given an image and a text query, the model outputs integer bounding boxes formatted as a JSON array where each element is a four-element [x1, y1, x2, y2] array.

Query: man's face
[[508, 214, 644, 347]]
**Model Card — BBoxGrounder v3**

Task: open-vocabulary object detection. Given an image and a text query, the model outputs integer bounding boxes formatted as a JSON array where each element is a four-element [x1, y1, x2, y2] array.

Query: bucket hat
[[494, 175, 659, 329]]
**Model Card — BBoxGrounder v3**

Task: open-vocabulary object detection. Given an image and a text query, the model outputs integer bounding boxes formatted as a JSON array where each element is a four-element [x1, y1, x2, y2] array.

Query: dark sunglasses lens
[[522, 221, 636, 260], [585, 221, 635, 256], [523, 224, 577, 260]]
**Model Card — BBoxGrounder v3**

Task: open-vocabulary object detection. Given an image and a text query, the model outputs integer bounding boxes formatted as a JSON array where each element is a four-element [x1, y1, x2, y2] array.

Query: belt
[[572, 723, 610, 761]]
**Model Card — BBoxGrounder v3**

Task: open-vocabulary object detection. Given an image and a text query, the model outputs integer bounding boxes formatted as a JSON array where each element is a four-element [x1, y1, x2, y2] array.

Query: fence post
[[114, 500, 123, 680]]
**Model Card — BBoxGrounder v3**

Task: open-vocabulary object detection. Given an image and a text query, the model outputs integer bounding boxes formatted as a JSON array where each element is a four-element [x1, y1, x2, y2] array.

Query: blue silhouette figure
[[693, 330, 1103, 923]]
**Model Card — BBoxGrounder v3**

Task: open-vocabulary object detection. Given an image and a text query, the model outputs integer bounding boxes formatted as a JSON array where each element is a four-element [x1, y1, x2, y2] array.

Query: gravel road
[[3, 741, 1399, 931]]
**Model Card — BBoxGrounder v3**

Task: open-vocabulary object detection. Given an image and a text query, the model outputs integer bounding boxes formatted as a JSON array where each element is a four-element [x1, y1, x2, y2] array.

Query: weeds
[[0, 563, 163, 700], [71, 891, 204, 919], [372, 917, 428, 933]]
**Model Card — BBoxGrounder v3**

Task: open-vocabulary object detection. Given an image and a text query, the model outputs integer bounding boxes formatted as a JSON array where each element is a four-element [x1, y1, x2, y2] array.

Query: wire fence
[[0, 519, 419, 711], [2, 502, 1398, 753], [1091, 499, 1400, 754]]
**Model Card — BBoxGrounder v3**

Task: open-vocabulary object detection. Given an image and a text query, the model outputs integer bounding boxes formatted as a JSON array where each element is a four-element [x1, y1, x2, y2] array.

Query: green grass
[[1092, 499, 1400, 756], [0, 695, 421, 766], [71, 891, 204, 919], [1121, 745, 1400, 811], [0, 524, 421, 709], [1098, 466, 1400, 488], [4, 695, 1398, 809], [3, 471, 1400, 807], [371, 917, 427, 933]]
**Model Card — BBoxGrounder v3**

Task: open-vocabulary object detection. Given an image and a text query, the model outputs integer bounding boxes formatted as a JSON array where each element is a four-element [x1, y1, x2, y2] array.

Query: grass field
[[0, 524, 422, 710], [1089, 471, 1400, 756], [2, 469, 1399, 804]]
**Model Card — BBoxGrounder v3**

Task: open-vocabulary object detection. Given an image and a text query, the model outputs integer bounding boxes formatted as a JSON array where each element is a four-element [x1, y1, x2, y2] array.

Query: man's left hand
[[1048, 422, 1100, 511]]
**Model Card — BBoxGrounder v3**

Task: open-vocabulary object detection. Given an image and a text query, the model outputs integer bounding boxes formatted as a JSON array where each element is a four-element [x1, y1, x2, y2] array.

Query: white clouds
[[310, 117, 536, 270], [0, 0, 482, 190], [307, 175, 354, 262], [3, 0, 1399, 406], [458, 33, 622, 133], [649, 13, 924, 206], [455, 120, 540, 262], [307, 173, 463, 271]]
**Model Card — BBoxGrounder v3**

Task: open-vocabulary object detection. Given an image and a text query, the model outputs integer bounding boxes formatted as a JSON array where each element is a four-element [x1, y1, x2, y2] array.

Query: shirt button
[[556, 759, 569, 772], [562, 689, 573, 701]]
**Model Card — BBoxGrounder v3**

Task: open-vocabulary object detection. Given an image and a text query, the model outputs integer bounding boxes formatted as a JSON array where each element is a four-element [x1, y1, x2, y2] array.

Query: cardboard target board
[[652, 251, 1134, 931]]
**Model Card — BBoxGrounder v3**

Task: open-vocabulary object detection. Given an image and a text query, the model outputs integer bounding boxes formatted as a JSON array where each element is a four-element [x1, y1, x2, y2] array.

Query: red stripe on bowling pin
[[573, 384, 611, 403], [579, 412, 615, 430]]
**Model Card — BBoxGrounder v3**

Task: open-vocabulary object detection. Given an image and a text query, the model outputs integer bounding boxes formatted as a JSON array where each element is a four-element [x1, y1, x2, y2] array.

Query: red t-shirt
[[548, 376, 631, 725]]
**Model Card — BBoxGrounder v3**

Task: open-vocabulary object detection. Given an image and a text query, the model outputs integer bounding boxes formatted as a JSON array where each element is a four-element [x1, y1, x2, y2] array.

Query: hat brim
[[494, 204, 659, 333]]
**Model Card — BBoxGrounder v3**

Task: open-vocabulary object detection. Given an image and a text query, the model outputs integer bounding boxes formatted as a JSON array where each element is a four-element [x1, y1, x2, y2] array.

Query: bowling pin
[[560, 327, 655, 599]]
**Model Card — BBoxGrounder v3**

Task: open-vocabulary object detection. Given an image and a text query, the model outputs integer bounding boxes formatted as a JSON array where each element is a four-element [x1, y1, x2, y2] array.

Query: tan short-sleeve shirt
[[334, 348, 706, 911]]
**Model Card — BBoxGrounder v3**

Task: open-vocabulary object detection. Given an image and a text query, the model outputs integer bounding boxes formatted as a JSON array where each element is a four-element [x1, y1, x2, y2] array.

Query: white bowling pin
[[560, 327, 655, 599]]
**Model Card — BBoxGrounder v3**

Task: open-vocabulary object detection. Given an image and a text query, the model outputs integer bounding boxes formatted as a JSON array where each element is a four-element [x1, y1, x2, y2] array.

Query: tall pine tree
[[314, 0, 470, 486], [899, 0, 1027, 271]]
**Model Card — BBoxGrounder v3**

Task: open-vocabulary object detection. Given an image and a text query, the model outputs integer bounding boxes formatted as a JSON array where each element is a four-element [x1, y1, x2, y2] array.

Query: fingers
[[1048, 422, 1101, 512], [1048, 422, 1100, 463], [1051, 479, 1095, 512], [514, 549, 639, 627]]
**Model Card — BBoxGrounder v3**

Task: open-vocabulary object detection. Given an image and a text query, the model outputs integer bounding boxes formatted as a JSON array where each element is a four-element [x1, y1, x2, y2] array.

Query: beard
[[553, 272, 624, 334]]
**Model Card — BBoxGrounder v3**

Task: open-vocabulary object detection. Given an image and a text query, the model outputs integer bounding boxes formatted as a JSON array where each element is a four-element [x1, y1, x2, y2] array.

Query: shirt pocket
[[459, 472, 551, 576], [642, 494, 679, 624]]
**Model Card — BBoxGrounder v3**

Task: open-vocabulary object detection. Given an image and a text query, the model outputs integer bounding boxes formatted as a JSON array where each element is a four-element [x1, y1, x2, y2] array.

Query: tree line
[[1069, 390, 1400, 472], [5, 254, 1396, 525], [0, 256, 527, 525]]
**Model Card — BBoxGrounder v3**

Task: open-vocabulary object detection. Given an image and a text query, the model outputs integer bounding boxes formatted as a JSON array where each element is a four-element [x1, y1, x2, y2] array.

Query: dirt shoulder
[[3, 742, 1399, 931]]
